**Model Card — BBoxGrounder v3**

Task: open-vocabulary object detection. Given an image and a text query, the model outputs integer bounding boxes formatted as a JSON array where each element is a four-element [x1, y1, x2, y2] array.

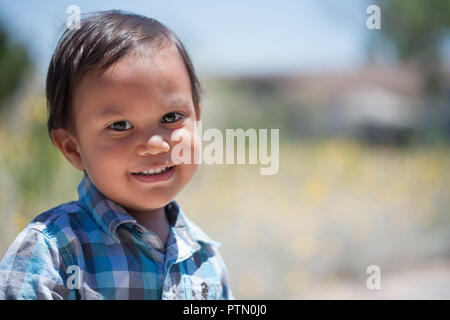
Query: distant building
[[232, 65, 436, 144]]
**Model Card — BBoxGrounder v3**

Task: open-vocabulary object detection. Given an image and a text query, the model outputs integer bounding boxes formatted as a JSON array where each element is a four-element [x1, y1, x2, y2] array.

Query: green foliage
[[0, 99, 62, 211], [372, 0, 450, 95], [376, 0, 450, 62], [0, 19, 32, 113]]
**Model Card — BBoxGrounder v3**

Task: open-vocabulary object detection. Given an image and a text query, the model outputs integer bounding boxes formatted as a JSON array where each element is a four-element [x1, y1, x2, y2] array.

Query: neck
[[128, 206, 171, 247]]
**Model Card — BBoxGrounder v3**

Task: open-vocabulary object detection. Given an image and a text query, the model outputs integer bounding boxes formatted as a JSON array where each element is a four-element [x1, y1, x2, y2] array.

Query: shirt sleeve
[[0, 227, 70, 300], [221, 267, 234, 300], [214, 248, 234, 300]]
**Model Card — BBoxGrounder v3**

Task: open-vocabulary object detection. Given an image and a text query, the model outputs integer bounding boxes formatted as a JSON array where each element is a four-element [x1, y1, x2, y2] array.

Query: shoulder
[[0, 201, 88, 277], [27, 201, 83, 228], [182, 213, 222, 248], [6, 201, 92, 267], [29, 201, 85, 236], [178, 213, 235, 299], [0, 202, 86, 299]]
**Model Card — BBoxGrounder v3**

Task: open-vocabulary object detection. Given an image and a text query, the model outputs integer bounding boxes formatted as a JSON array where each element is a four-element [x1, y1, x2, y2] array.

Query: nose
[[137, 134, 170, 156]]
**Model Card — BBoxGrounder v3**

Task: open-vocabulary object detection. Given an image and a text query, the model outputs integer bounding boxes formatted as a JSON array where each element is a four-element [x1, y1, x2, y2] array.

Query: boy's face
[[54, 45, 201, 213]]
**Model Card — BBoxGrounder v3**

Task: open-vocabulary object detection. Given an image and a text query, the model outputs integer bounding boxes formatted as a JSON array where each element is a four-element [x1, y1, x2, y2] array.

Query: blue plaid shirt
[[0, 172, 233, 300]]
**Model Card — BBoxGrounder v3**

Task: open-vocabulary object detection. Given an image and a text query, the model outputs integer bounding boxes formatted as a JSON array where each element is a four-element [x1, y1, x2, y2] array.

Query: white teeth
[[136, 166, 171, 176]]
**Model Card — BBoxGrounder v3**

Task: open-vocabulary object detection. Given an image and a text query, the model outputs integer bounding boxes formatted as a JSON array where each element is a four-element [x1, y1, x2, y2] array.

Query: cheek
[[82, 137, 131, 171], [170, 127, 200, 164], [177, 162, 198, 191], [169, 128, 199, 181], [192, 130, 201, 157], [181, 132, 200, 179]]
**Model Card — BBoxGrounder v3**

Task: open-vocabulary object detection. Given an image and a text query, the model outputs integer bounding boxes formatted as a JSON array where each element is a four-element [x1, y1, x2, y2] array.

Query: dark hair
[[46, 10, 202, 142]]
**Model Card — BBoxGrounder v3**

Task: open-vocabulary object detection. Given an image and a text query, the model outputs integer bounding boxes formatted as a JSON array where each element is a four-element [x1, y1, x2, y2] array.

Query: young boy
[[0, 10, 233, 300]]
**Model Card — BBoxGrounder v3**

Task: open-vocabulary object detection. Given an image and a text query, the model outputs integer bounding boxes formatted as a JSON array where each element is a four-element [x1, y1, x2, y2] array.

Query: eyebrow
[[97, 98, 192, 119], [98, 109, 125, 119], [164, 97, 192, 110]]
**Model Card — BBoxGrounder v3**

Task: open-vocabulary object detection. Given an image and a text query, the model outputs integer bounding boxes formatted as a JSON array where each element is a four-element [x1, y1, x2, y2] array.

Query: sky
[[0, 0, 371, 77]]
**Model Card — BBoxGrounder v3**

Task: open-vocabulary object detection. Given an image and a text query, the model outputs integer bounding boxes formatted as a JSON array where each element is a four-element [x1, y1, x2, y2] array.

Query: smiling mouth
[[131, 165, 176, 176]]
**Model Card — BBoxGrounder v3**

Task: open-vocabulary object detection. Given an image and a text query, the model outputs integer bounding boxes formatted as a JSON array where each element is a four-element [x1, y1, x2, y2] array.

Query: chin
[[132, 198, 173, 211]]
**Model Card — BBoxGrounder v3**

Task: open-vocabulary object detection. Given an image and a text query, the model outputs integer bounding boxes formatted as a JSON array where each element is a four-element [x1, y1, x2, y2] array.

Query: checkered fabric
[[0, 172, 233, 300]]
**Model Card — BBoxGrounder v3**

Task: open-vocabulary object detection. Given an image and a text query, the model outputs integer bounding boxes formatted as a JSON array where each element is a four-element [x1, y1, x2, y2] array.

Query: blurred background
[[0, 0, 449, 299]]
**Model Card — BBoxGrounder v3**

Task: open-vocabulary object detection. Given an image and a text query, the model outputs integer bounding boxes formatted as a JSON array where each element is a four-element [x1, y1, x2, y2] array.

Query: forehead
[[72, 46, 193, 117]]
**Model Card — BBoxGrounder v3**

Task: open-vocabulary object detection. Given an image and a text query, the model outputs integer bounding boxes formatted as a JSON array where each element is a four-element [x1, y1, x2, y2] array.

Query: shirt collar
[[76, 171, 220, 247]]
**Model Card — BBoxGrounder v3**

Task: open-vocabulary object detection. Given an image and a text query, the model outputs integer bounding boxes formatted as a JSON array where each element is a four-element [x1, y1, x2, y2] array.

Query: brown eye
[[108, 120, 133, 131], [161, 112, 183, 124]]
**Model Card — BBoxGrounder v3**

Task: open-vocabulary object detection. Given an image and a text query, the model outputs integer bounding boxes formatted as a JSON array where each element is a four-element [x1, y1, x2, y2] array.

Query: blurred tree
[[372, 0, 450, 139], [0, 18, 32, 115], [372, 0, 449, 92]]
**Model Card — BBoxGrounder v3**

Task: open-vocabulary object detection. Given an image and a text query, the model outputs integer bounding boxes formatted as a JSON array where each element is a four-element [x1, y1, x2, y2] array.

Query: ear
[[50, 128, 85, 171], [195, 103, 202, 121]]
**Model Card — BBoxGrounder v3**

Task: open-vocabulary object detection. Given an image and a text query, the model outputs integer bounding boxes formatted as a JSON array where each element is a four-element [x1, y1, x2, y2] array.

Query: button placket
[[133, 224, 144, 235]]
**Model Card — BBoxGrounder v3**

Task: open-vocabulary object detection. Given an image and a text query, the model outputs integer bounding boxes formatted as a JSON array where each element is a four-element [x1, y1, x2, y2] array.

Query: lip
[[130, 165, 176, 183]]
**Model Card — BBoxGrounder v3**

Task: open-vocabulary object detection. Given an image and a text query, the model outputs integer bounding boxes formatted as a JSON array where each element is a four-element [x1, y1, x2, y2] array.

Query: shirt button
[[133, 225, 144, 235]]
